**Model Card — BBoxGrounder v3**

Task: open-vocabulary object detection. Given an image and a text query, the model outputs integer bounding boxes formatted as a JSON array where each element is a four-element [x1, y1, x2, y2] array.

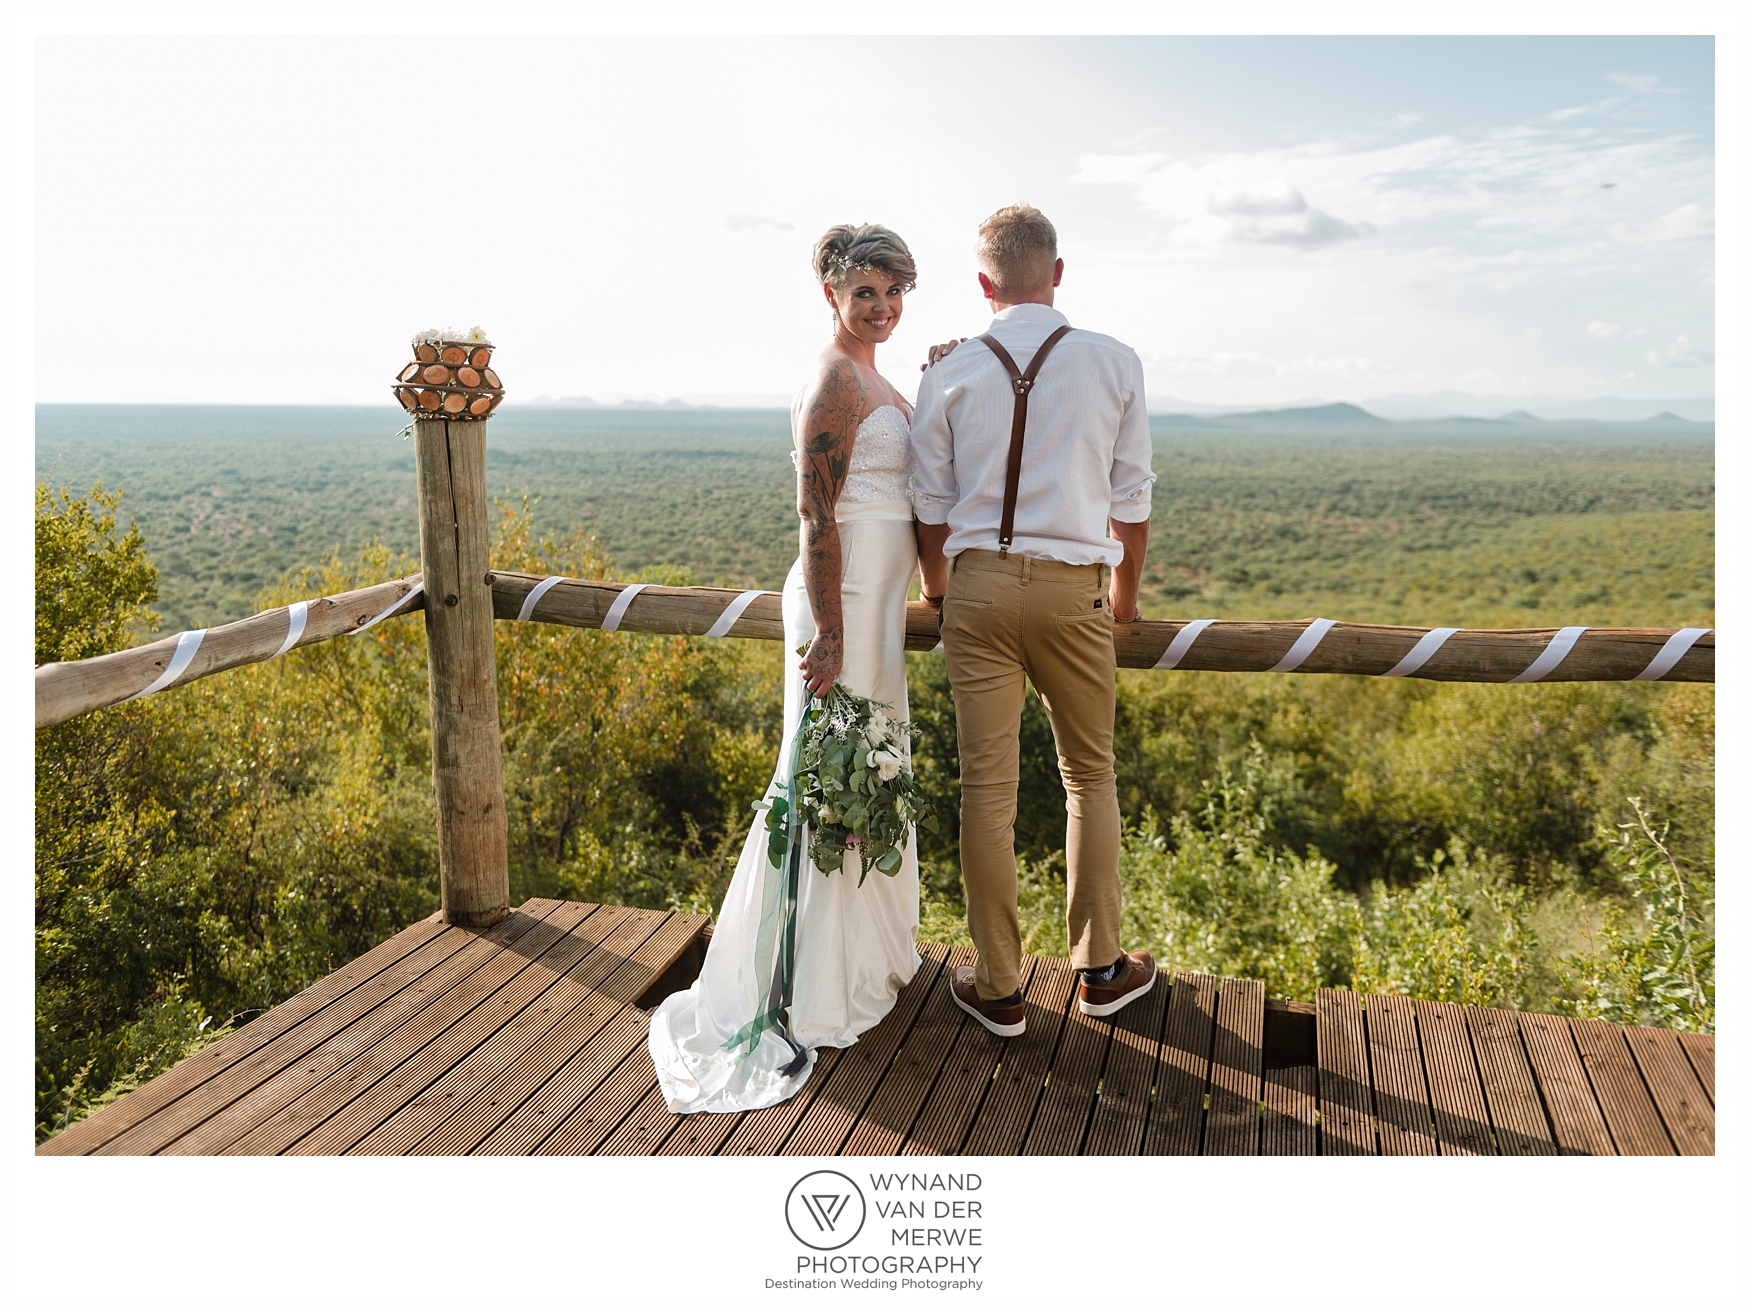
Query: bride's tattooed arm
[[796, 359, 866, 697]]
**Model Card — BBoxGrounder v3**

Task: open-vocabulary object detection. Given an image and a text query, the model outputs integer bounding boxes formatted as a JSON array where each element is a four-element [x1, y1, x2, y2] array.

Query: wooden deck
[[40, 898, 1714, 1156]]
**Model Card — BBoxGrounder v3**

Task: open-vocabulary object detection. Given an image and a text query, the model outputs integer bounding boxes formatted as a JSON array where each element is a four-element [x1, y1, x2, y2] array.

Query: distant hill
[[1151, 401, 1712, 432], [1155, 401, 1389, 428]]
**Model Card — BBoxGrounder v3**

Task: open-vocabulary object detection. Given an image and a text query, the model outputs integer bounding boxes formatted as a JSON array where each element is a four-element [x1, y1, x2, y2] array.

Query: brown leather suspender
[[976, 324, 1073, 552]]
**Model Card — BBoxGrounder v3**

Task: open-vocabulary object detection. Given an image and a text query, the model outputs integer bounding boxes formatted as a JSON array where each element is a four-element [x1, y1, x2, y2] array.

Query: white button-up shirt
[[910, 303, 1155, 567]]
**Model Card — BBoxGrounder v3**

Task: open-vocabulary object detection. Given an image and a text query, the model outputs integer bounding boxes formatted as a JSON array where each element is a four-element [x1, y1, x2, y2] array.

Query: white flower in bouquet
[[763, 673, 939, 886], [867, 748, 904, 782]]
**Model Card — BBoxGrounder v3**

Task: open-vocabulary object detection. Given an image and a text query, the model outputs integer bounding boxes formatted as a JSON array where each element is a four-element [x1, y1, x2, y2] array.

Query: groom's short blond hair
[[975, 205, 1058, 297]]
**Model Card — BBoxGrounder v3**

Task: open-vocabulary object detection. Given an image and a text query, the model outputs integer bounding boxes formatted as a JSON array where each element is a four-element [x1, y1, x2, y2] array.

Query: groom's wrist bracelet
[[922, 592, 945, 609]]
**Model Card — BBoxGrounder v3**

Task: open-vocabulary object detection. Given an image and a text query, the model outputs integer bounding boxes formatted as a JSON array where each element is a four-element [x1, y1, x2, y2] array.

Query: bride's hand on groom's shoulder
[[921, 339, 966, 371]]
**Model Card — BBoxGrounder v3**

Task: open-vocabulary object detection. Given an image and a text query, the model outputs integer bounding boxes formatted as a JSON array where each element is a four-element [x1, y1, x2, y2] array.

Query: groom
[[912, 204, 1157, 1037]]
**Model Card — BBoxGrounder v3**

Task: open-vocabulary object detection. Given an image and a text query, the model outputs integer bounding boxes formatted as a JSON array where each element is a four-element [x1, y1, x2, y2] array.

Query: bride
[[648, 224, 925, 1114]]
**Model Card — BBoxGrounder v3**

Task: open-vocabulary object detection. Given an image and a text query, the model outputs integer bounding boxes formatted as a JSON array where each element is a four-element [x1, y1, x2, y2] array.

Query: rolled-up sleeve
[[910, 362, 957, 525], [1108, 349, 1155, 522]]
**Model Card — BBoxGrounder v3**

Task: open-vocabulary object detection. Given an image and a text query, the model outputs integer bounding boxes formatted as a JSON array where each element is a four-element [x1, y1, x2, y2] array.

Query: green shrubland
[[34, 416, 1714, 1142]]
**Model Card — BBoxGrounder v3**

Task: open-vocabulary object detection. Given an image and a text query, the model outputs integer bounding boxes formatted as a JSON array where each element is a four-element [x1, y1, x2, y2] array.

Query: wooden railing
[[35, 571, 1714, 732], [33, 334, 1715, 929]]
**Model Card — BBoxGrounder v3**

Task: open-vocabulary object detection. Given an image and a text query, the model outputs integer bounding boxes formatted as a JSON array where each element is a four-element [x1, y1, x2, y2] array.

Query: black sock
[[1082, 955, 1127, 985], [992, 988, 1023, 1008]]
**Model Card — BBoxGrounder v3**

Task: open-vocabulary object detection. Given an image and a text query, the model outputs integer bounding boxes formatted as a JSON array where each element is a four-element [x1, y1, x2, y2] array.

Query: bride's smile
[[827, 271, 906, 345]]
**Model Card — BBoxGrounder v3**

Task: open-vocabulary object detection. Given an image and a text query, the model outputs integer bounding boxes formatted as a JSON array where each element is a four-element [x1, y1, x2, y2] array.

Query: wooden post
[[413, 405, 509, 928]]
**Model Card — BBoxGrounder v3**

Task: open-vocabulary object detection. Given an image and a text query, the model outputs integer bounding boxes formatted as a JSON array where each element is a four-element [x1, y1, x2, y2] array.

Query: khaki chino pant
[[940, 549, 1122, 1000]]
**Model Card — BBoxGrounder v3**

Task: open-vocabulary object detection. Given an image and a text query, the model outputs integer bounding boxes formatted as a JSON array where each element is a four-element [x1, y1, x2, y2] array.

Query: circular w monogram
[[784, 1169, 867, 1250]]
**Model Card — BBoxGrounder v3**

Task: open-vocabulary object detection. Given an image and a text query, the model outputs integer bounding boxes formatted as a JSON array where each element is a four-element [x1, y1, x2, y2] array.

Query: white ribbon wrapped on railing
[[1154, 618, 1219, 670], [1381, 626, 1460, 678], [1509, 625, 1587, 683], [350, 581, 424, 636], [1268, 617, 1337, 674], [124, 628, 206, 701], [271, 601, 308, 660], [600, 583, 648, 632], [1633, 626, 1712, 681], [516, 575, 566, 623], [703, 589, 775, 638]]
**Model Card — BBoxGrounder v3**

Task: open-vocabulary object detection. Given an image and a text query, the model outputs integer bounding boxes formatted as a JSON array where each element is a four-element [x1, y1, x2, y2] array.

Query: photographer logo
[[784, 1170, 866, 1251]]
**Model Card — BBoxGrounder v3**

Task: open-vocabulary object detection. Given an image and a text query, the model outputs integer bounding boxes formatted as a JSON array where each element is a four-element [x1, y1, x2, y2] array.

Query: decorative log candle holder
[[392, 333, 505, 419]]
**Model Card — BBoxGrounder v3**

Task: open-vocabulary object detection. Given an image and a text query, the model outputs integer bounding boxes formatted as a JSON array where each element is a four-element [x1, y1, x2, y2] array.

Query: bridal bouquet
[[764, 675, 939, 886]]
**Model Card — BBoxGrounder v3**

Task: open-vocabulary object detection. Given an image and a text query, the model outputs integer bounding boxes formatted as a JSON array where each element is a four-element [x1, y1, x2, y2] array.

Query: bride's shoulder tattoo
[[798, 360, 866, 520]]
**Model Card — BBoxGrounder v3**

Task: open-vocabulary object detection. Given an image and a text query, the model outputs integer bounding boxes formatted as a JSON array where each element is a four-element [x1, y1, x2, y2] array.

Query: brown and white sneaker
[[1077, 950, 1156, 1017], [949, 966, 1027, 1038]]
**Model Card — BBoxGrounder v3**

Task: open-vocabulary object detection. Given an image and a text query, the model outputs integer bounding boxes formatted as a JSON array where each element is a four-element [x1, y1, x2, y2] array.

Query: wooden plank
[[352, 909, 683, 1155], [716, 1047, 847, 1157], [1568, 1018, 1675, 1156], [1517, 1011, 1615, 1156], [471, 1007, 653, 1155], [1202, 977, 1265, 1157], [407, 913, 706, 1155], [1677, 1032, 1714, 1104], [218, 905, 623, 1156], [959, 958, 1076, 1157], [1413, 1001, 1494, 1156], [780, 947, 950, 1157], [841, 946, 977, 1156], [657, 1107, 747, 1157], [1315, 988, 1375, 1155], [1023, 971, 1118, 1156], [1466, 1007, 1556, 1156], [594, 1082, 684, 1156], [95, 905, 564, 1156], [273, 902, 607, 1155], [900, 959, 1038, 1157], [1622, 1027, 1714, 1156], [1260, 1066, 1317, 1156], [1141, 972, 1219, 1156], [1365, 993, 1436, 1156], [1083, 964, 1173, 1156], [183, 903, 601, 1156], [38, 911, 453, 1155], [537, 1039, 665, 1155]]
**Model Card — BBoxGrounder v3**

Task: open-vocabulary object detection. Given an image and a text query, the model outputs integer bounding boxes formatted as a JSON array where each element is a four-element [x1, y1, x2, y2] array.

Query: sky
[[34, 35, 1714, 409]]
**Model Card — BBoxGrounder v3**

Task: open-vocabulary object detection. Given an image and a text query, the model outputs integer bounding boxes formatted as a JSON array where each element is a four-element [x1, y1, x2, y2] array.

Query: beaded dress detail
[[839, 405, 914, 504]]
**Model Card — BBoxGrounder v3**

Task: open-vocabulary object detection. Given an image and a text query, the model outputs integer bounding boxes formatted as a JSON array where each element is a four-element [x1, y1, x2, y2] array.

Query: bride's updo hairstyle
[[812, 223, 918, 292]]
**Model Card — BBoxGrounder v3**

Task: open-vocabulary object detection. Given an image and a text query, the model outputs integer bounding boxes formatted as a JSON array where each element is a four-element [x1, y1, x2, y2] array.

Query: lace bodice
[[840, 405, 914, 503], [789, 403, 915, 505]]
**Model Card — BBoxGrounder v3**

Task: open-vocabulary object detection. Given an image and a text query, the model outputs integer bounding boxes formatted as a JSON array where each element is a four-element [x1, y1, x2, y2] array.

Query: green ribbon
[[722, 695, 817, 1075]]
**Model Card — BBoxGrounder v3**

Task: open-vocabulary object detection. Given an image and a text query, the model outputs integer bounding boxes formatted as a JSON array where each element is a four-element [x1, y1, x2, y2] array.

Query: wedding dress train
[[648, 404, 922, 1114]]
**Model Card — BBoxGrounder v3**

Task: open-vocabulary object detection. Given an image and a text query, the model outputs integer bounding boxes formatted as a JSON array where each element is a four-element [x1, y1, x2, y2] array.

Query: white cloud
[[1396, 112, 1422, 126], [1647, 335, 1713, 368], [1606, 72, 1662, 93], [1073, 114, 1709, 262], [1585, 321, 1620, 338], [1609, 204, 1713, 245], [1149, 350, 1378, 379], [725, 213, 795, 231], [1205, 184, 1363, 247]]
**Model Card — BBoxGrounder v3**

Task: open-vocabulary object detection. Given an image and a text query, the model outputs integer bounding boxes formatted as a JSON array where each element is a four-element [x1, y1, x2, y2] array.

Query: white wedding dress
[[648, 403, 922, 1114]]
